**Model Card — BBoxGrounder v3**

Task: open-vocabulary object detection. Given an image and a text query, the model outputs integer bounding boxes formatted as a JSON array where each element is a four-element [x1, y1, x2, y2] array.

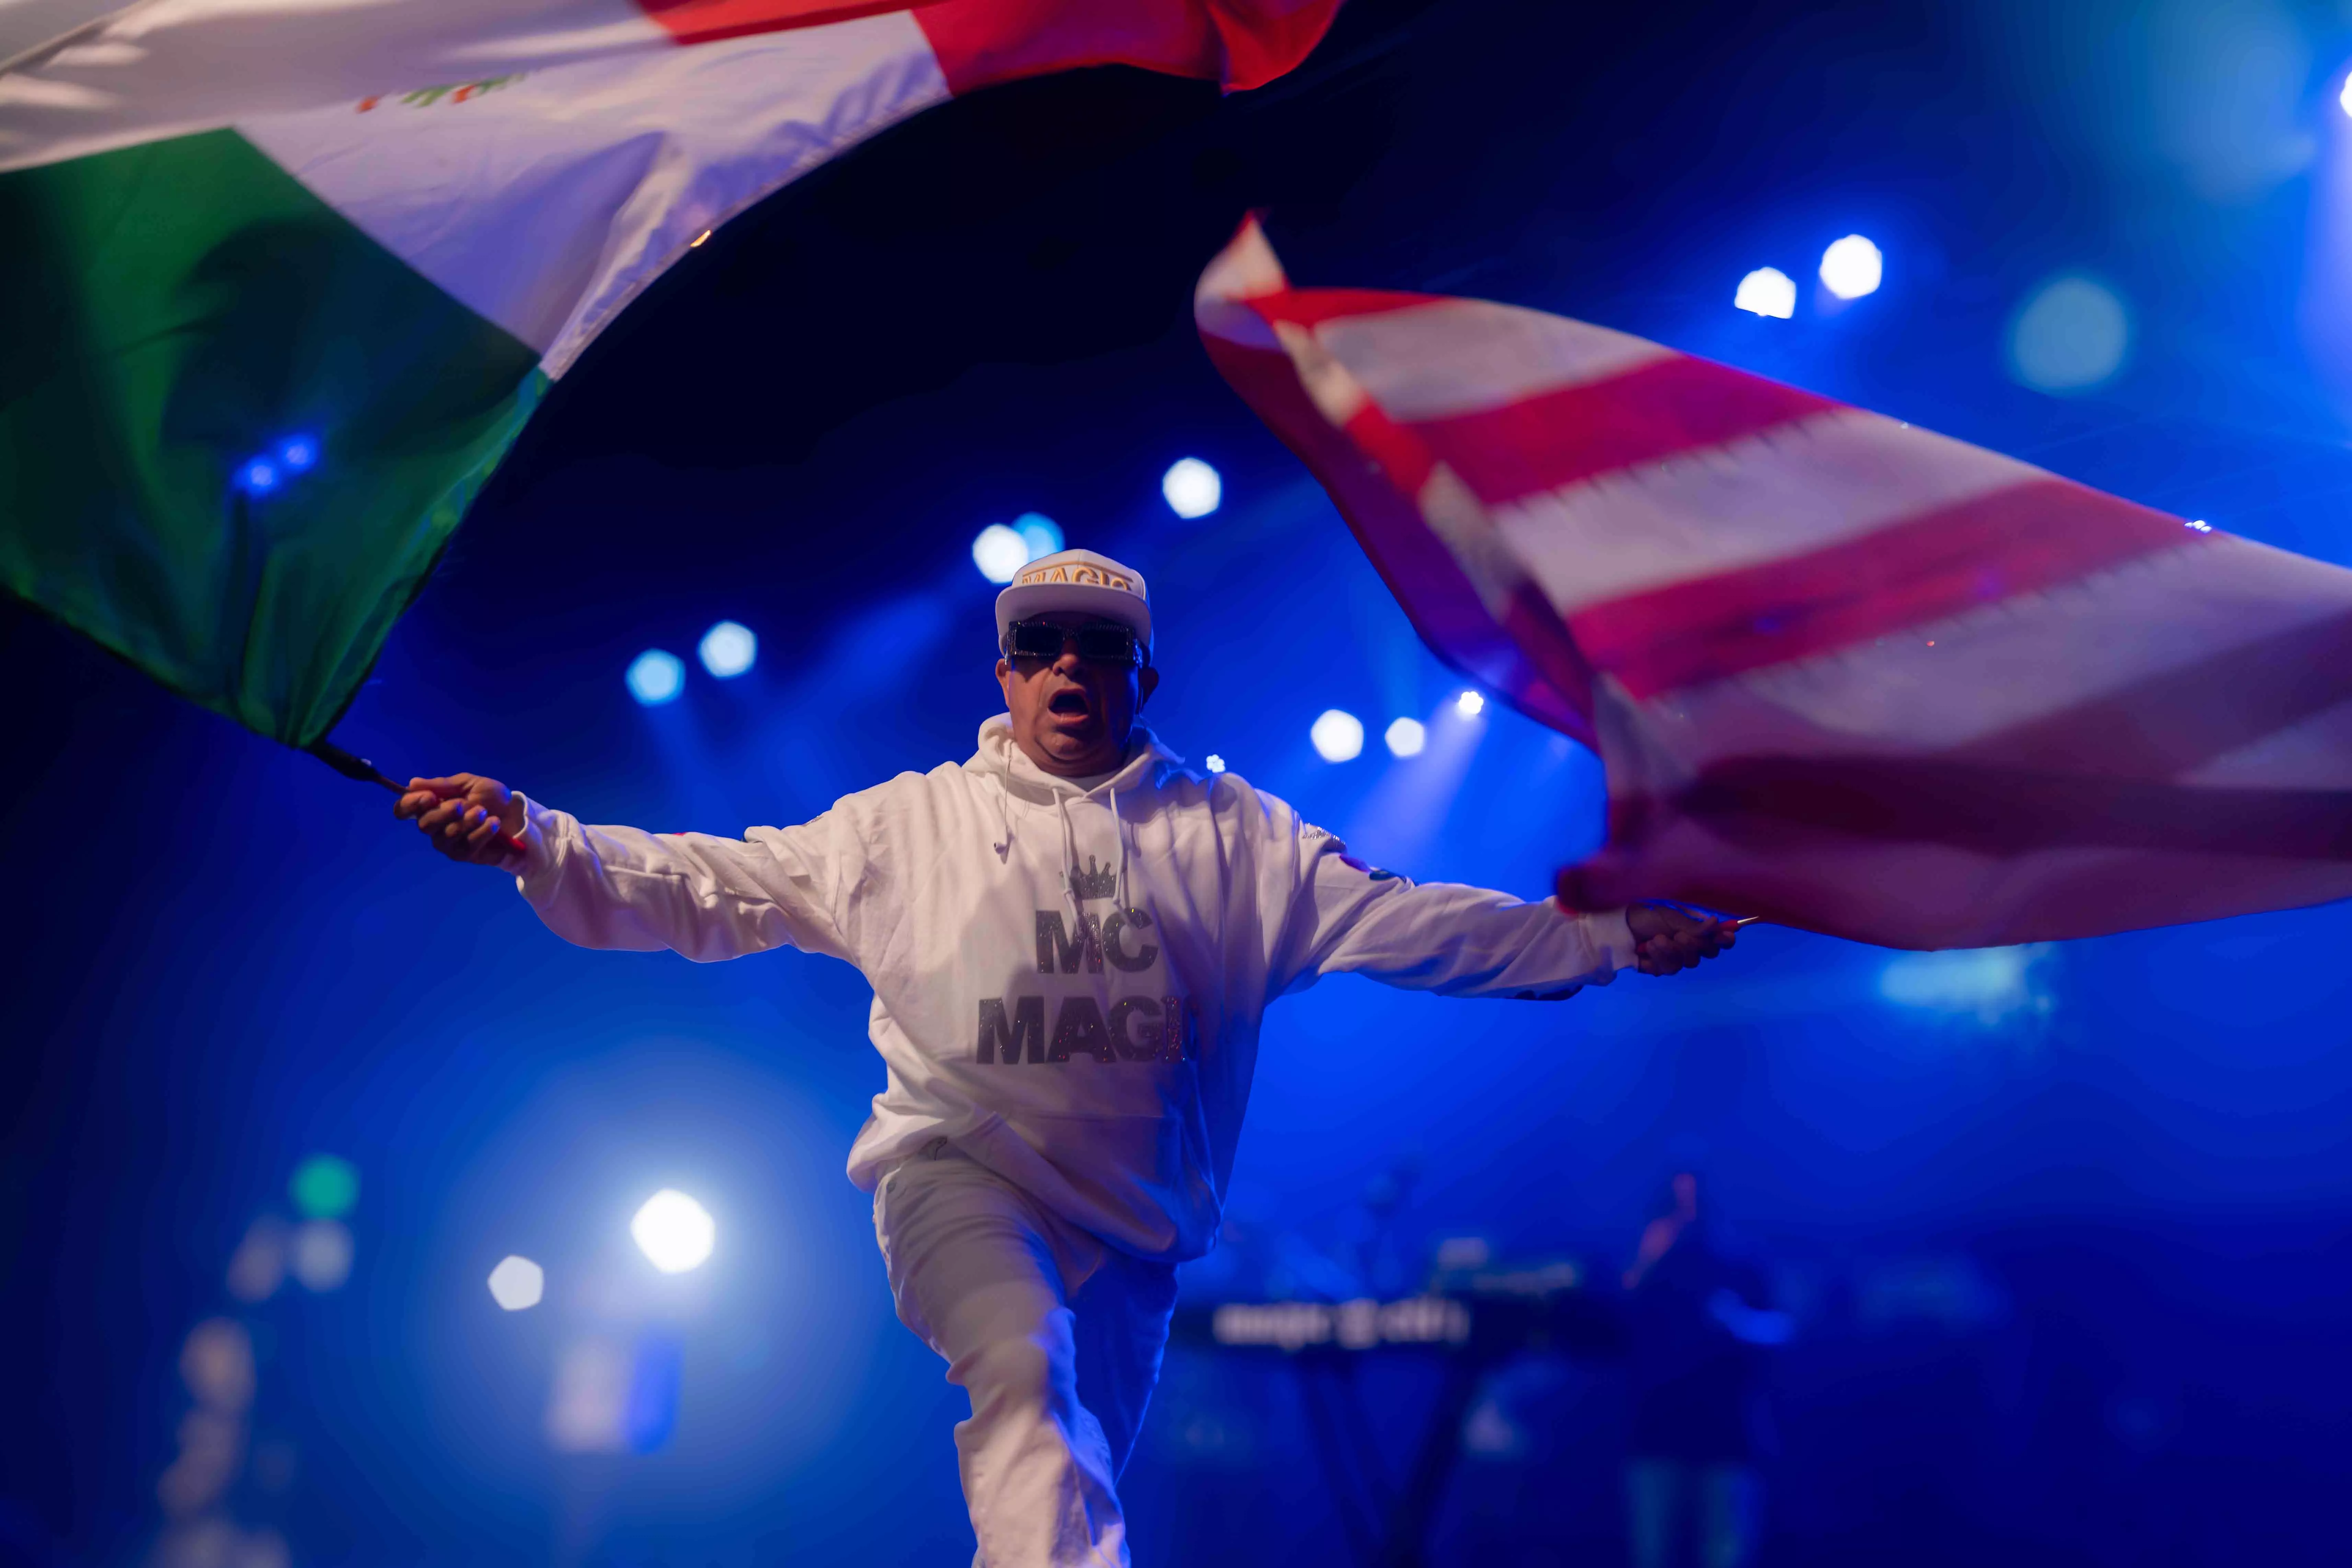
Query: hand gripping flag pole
[[308, 740, 528, 859]]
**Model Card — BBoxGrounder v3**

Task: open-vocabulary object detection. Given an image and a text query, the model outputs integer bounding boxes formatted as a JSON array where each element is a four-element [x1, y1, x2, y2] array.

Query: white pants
[[874, 1144, 1179, 1568]]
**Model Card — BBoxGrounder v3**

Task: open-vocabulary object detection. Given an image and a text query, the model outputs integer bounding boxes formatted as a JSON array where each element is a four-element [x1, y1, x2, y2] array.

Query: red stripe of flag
[[1949, 603, 2352, 777], [636, 0, 909, 45], [1654, 756, 2352, 861], [1568, 478, 2198, 698], [1247, 288, 1449, 331], [916, 0, 1343, 95], [1412, 356, 1837, 507]]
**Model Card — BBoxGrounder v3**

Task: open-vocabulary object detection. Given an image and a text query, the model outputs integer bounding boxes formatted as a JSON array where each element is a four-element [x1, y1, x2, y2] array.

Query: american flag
[[1196, 219, 2352, 949]]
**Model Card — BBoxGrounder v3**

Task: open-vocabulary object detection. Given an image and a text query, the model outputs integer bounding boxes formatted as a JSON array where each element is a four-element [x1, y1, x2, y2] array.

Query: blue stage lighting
[[631, 1189, 714, 1273], [2006, 274, 2130, 393], [1204, 754, 1226, 774], [1455, 689, 1486, 718], [698, 620, 757, 678], [1878, 945, 2053, 1025], [2341, 74, 2352, 118], [2187, 518, 2213, 533], [488, 1255, 544, 1311], [1014, 513, 1063, 560], [1385, 717, 1426, 757], [626, 650, 686, 706], [1162, 457, 1222, 519], [973, 524, 1028, 584], [238, 458, 281, 495], [278, 435, 319, 472], [1819, 234, 1882, 300], [1734, 267, 1795, 319], [1311, 709, 1364, 763]]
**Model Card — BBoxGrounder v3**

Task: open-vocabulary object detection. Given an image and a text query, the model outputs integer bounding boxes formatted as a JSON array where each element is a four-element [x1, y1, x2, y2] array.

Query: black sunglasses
[[1003, 618, 1148, 667]]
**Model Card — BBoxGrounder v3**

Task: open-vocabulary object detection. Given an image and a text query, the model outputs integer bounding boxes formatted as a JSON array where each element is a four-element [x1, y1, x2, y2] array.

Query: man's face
[[996, 612, 1161, 777]]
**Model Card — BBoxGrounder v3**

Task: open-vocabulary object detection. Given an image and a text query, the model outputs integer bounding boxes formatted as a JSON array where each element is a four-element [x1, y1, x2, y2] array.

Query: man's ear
[[1136, 665, 1161, 711], [996, 657, 1014, 706]]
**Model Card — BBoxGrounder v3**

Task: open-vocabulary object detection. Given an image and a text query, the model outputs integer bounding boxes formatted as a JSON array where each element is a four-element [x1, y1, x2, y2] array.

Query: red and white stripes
[[1197, 217, 2352, 948]]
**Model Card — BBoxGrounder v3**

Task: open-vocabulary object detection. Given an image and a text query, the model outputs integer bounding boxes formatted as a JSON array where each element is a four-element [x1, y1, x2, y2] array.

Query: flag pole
[[308, 739, 528, 858]]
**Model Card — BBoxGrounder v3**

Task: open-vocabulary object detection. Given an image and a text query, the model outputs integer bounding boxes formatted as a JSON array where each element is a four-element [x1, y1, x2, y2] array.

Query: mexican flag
[[0, 0, 1338, 747]]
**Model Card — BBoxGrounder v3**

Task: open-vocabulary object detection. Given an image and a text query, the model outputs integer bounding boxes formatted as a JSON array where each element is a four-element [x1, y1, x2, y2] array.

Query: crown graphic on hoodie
[[1069, 856, 1119, 902]]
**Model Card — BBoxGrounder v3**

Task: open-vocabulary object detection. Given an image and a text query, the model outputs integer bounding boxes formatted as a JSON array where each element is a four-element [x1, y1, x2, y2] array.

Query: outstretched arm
[[1271, 825, 1733, 999], [396, 775, 858, 963]]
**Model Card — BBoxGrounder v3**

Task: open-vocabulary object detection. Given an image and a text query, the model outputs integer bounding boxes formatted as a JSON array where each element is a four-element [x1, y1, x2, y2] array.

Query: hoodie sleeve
[[507, 795, 861, 964], [1268, 818, 1637, 1001]]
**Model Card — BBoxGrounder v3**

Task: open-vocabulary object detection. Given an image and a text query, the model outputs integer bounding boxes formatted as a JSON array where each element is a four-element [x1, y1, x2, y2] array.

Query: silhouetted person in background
[[1621, 1170, 1791, 1568]]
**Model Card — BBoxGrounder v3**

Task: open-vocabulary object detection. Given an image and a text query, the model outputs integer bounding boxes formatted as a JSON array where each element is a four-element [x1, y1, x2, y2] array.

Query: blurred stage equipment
[[1174, 1258, 1619, 1568]]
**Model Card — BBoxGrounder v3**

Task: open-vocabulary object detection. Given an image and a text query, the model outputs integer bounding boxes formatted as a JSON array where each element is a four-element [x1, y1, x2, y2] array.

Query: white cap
[[994, 548, 1152, 650]]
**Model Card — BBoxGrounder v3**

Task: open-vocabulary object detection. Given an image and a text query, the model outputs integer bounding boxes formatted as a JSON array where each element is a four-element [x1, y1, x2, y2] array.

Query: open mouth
[[1048, 689, 1091, 718]]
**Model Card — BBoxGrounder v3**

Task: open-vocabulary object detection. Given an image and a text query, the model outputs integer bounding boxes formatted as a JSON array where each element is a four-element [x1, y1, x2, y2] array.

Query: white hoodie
[[511, 717, 1636, 1262]]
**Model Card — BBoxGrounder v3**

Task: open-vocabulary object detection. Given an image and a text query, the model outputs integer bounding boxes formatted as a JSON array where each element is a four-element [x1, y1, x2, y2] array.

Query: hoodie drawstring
[[989, 723, 1147, 919], [1109, 781, 1131, 915]]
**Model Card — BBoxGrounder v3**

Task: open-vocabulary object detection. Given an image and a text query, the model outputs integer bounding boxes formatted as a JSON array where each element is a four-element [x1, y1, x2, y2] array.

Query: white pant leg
[[875, 1149, 1168, 1568]]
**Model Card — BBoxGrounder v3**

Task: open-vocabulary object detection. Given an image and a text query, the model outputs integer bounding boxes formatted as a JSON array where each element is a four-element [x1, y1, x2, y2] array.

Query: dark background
[[12, 0, 2352, 1563]]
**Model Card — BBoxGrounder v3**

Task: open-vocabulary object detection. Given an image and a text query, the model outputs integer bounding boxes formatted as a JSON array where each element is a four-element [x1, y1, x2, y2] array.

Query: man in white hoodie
[[397, 547, 1732, 1566]]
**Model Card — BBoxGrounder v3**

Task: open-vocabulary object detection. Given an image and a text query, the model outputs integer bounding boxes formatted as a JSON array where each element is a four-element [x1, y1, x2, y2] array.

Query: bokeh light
[[226, 1216, 288, 1304], [290, 1218, 353, 1292], [1384, 717, 1426, 757], [1878, 944, 2055, 1025], [290, 1154, 358, 1218], [1310, 709, 1365, 762], [1819, 234, 1883, 299], [697, 620, 757, 678], [626, 649, 686, 706], [1204, 754, 1226, 774], [278, 435, 318, 472], [1014, 512, 1064, 559], [1162, 457, 1222, 518], [237, 458, 281, 495], [1734, 267, 1795, 319], [2006, 274, 2131, 393], [972, 524, 1029, 584], [1455, 689, 1486, 717], [488, 1255, 545, 1311], [631, 1189, 715, 1273]]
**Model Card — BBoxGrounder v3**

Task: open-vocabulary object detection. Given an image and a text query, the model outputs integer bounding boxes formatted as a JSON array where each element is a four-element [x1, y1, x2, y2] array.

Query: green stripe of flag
[[0, 128, 543, 747]]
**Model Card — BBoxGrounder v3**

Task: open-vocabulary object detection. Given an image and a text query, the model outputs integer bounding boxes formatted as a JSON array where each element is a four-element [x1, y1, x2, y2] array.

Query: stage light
[[237, 457, 281, 495], [1162, 457, 1222, 518], [226, 1217, 288, 1304], [1014, 512, 1063, 560], [2187, 518, 2213, 533], [2341, 75, 2352, 119], [1878, 944, 2054, 1024], [1455, 689, 1486, 718], [972, 524, 1028, 584], [2006, 274, 2130, 393], [631, 1189, 714, 1273], [290, 1154, 358, 1218], [278, 435, 318, 472], [1734, 267, 1795, 319], [289, 1219, 353, 1292], [1385, 717, 1426, 757], [626, 649, 686, 706], [1819, 234, 1882, 300], [697, 620, 756, 678], [489, 1255, 544, 1311], [1311, 709, 1364, 763], [1204, 754, 1226, 774], [180, 1319, 256, 1412]]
